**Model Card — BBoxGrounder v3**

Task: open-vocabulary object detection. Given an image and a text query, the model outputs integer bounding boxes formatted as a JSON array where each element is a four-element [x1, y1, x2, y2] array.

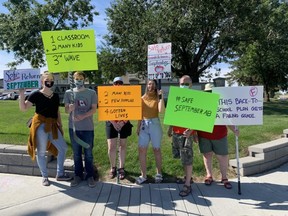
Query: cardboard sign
[[98, 85, 142, 121], [41, 29, 98, 72], [147, 43, 172, 80], [164, 86, 220, 132], [213, 86, 263, 125], [3, 69, 41, 90]]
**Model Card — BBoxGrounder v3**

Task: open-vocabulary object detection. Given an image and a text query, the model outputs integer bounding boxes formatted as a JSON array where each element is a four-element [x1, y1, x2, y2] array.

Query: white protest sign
[[3, 69, 41, 90], [147, 43, 172, 80], [213, 86, 263, 125]]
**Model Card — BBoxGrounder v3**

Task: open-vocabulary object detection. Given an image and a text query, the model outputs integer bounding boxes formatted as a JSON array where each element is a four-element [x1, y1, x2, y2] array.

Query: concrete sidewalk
[[0, 163, 287, 216]]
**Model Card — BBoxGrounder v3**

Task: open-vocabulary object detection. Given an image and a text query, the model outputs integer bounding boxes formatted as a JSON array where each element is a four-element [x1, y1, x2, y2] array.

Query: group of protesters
[[19, 71, 239, 197]]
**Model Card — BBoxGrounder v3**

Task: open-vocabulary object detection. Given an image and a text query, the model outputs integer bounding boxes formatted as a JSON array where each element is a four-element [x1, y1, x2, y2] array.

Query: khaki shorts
[[172, 133, 193, 166], [198, 136, 228, 155]]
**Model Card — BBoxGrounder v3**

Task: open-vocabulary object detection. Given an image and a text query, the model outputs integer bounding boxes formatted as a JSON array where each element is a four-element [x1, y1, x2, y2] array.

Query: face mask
[[44, 81, 54, 88], [74, 80, 84, 89], [180, 85, 190, 89]]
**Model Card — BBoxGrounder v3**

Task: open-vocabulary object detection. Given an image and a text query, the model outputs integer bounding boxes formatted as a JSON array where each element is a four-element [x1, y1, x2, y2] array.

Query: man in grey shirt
[[64, 71, 97, 188]]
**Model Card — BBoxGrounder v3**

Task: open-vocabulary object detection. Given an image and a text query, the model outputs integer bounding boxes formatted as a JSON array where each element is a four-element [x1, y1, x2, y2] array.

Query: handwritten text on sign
[[164, 86, 220, 132], [213, 86, 263, 125], [98, 85, 142, 121], [41, 30, 98, 72], [147, 43, 172, 80], [3, 69, 41, 90]]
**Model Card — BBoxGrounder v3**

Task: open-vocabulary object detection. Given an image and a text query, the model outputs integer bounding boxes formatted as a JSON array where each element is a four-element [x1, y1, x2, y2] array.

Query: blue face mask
[[74, 80, 84, 89], [180, 85, 190, 89]]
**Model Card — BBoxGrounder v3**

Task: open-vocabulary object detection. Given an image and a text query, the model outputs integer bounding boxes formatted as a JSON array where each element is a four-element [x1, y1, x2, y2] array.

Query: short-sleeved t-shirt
[[172, 126, 193, 135], [28, 90, 59, 119], [197, 125, 227, 140], [64, 88, 97, 131]]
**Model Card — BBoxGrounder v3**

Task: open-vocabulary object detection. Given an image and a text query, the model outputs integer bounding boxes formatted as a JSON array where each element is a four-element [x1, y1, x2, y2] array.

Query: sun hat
[[204, 83, 214, 91], [113, 77, 123, 83]]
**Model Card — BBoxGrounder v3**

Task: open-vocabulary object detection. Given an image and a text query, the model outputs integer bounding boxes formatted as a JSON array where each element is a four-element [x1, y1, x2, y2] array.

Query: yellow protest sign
[[41, 29, 98, 72], [164, 86, 219, 132], [98, 85, 142, 121]]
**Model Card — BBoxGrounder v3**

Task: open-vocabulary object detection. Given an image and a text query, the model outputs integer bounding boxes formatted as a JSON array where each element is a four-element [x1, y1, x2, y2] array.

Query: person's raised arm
[[18, 89, 33, 111], [158, 89, 165, 113]]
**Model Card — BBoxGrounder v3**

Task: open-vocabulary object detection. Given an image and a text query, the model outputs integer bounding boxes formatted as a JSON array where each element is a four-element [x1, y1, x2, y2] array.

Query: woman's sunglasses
[[114, 81, 123, 85]]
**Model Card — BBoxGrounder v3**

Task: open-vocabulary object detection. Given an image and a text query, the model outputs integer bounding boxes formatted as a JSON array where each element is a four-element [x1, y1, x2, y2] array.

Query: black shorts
[[105, 121, 133, 139]]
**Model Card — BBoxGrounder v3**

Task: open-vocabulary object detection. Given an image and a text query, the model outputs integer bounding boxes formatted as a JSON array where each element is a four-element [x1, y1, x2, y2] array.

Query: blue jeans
[[69, 129, 95, 178], [36, 123, 68, 178]]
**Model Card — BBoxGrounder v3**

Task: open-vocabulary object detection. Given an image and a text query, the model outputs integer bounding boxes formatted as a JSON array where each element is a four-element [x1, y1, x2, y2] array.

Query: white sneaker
[[42, 178, 50, 186], [155, 174, 163, 183], [135, 176, 147, 185]]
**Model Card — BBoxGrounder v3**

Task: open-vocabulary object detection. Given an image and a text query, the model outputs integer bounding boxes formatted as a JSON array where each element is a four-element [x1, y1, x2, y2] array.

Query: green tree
[[105, 0, 260, 82], [0, 0, 98, 68], [227, 0, 288, 101], [97, 45, 127, 83]]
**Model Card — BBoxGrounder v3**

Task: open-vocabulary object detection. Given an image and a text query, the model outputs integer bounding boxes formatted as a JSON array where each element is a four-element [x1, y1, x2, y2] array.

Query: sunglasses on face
[[180, 83, 190, 86], [114, 81, 123, 85]]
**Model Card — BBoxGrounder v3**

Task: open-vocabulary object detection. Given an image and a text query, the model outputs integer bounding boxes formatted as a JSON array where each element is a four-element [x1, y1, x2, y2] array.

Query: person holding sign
[[195, 83, 239, 189], [105, 77, 133, 181], [136, 79, 165, 184], [167, 75, 194, 197], [18, 71, 71, 186], [64, 71, 97, 188]]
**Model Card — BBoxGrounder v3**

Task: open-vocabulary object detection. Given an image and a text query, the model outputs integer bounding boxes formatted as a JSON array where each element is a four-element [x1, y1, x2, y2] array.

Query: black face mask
[[44, 81, 54, 88]]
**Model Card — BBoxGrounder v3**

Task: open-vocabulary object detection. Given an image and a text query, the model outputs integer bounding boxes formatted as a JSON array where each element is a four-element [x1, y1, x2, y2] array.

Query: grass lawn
[[0, 100, 287, 182]]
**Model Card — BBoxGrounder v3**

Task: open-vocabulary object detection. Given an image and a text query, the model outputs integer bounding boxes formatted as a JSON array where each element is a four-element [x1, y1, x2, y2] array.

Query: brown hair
[[41, 71, 54, 81], [73, 71, 86, 79]]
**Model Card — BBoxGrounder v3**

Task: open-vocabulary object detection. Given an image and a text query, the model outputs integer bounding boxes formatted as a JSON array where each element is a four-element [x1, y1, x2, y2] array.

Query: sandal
[[155, 174, 163, 183], [221, 179, 232, 189], [118, 168, 125, 180], [135, 176, 147, 185], [179, 185, 192, 197], [204, 176, 213, 185], [109, 167, 117, 179]]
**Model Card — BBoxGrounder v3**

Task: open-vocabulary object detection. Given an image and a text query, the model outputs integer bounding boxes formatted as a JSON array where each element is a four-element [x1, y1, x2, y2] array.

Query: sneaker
[[155, 174, 163, 183], [42, 177, 50, 186], [56, 173, 72, 181], [135, 176, 147, 185], [87, 177, 97, 188], [70, 176, 82, 187]]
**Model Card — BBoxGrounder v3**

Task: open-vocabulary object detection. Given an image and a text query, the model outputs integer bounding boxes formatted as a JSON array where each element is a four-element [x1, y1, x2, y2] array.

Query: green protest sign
[[164, 86, 220, 132], [41, 29, 98, 72]]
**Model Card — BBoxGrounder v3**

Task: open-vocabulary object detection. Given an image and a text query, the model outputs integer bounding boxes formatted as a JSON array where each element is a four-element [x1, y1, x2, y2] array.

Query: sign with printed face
[[164, 86, 220, 132], [213, 86, 263, 125], [98, 85, 142, 121], [41, 29, 98, 72], [147, 43, 172, 80], [3, 68, 41, 90]]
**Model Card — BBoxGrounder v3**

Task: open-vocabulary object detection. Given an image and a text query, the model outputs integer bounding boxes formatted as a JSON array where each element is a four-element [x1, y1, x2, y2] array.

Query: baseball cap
[[113, 77, 123, 83], [204, 83, 213, 91]]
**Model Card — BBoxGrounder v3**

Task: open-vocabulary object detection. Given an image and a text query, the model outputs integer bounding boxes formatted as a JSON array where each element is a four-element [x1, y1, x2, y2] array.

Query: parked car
[[24, 90, 33, 100], [0, 93, 9, 100], [8, 91, 19, 100]]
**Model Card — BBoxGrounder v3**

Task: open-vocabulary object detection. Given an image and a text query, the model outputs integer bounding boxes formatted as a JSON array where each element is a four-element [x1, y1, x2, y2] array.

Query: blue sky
[[0, 0, 111, 78]]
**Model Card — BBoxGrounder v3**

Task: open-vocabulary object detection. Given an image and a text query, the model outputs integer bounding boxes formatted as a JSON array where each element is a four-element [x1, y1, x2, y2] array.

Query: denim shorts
[[138, 118, 162, 149], [198, 136, 228, 155], [172, 133, 193, 166]]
